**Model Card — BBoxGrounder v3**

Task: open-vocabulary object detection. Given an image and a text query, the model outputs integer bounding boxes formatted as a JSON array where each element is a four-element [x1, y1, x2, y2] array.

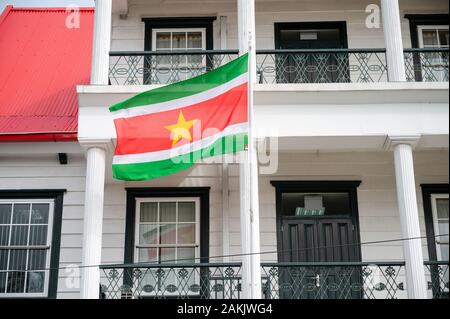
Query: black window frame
[[405, 14, 449, 49], [420, 184, 449, 262], [124, 188, 210, 265], [0, 189, 65, 299]]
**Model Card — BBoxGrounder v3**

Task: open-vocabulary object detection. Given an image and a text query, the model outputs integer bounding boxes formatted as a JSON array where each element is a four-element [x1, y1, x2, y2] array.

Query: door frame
[[274, 21, 349, 50], [271, 181, 362, 263]]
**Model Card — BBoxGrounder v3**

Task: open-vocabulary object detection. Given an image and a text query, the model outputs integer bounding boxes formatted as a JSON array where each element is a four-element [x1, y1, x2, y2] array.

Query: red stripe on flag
[[114, 83, 248, 156]]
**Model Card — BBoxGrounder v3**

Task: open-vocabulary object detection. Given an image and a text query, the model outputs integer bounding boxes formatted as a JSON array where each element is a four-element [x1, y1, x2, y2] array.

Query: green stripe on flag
[[112, 133, 248, 181], [109, 53, 248, 112]]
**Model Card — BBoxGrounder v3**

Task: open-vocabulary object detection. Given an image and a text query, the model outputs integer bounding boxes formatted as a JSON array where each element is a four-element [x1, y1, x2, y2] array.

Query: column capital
[[78, 138, 115, 153], [383, 135, 421, 150]]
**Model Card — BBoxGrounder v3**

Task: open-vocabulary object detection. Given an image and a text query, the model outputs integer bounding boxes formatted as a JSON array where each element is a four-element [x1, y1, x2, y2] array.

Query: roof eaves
[[0, 5, 13, 26]]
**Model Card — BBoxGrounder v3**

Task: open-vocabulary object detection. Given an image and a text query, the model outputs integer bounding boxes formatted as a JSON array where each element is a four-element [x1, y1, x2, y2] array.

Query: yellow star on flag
[[164, 111, 198, 146]]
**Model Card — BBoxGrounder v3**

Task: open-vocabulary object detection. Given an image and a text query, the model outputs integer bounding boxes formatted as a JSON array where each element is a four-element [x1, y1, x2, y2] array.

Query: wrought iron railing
[[100, 261, 448, 299], [404, 48, 449, 82], [261, 262, 407, 299], [256, 49, 388, 84], [109, 50, 239, 85], [425, 261, 449, 299], [100, 263, 242, 299]]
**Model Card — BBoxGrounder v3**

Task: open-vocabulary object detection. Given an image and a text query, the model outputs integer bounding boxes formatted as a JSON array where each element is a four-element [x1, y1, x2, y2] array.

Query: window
[[418, 26, 449, 49], [431, 194, 449, 261], [0, 200, 53, 297], [135, 198, 200, 264]]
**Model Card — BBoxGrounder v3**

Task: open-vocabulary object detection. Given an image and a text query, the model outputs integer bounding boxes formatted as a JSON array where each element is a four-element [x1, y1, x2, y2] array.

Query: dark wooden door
[[280, 217, 360, 299]]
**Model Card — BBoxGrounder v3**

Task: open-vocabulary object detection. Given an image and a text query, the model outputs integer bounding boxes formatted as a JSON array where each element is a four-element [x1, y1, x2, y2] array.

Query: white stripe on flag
[[112, 122, 248, 165]]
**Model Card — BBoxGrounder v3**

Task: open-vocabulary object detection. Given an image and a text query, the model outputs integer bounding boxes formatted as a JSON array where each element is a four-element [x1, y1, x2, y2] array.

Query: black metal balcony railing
[[100, 261, 449, 299], [404, 48, 449, 82], [109, 49, 448, 85]]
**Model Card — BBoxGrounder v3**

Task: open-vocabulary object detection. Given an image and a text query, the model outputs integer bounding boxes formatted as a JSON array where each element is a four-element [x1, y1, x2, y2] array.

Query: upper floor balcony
[[107, 0, 449, 86]]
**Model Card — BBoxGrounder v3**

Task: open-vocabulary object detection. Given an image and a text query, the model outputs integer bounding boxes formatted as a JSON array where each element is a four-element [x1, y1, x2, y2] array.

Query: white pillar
[[238, 0, 262, 299], [381, 0, 406, 82], [90, 0, 112, 85], [80, 147, 106, 299], [391, 137, 427, 299]]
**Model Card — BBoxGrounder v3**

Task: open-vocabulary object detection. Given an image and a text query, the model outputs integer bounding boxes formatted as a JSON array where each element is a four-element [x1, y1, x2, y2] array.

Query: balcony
[[100, 261, 449, 299], [108, 48, 448, 86]]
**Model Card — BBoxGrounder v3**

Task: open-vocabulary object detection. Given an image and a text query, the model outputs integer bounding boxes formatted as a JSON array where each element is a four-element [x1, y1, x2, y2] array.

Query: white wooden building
[[0, 0, 448, 299]]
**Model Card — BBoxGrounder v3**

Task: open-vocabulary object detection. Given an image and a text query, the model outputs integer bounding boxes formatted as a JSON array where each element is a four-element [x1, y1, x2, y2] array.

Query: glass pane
[[6, 271, 26, 293], [160, 224, 176, 245], [187, 32, 202, 49], [12, 204, 30, 224], [26, 272, 45, 293], [160, 202, 176, 223], [178, 202, 196, 222], [156, 32, 171, 49], [160, 248, 176, 263], [29, 225, 47, 246], [177, 224, 195, 244], [138, 248, 158, 263], [172, 32, 186, 49], [140, 202, 158, 223], [438, 30, 449, 46], [30, 204, 49, 224], [0, 226, 10, 246], [28, 250, 46, 270], [139, 224, 158, 245], [0, 272, 6, 292], [436, 198, 449, 219], [0, 204, 12, 224], [10, 226, 28, 246], [422, 30, 439, 46], [0, 250, 7, 270], [177, 247, 196, 263], [8, 249, 27, 270]]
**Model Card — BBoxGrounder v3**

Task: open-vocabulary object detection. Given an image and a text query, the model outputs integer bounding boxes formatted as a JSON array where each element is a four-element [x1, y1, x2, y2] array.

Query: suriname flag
[[110, 54, 249, 181]]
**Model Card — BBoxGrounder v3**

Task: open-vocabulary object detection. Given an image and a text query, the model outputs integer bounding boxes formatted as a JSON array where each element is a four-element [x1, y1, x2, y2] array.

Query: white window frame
[[134, 197, 201, 264], [417, 25, 449, 48], [430, 194, 449, 261], [0, 199, 54, 298], [151, 28, 206, 52]]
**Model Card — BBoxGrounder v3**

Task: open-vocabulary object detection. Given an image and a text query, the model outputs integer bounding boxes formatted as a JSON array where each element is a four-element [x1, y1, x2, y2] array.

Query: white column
[[80, 146, 106, 299], [391, 138, 427, 299], [238, 0, 262, 299], [90, 0, 112, 85], [381, 0, 406, 82]]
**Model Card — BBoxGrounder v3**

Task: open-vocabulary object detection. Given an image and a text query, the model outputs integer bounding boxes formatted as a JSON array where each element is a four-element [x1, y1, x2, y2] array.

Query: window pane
[[28, 250, 47, 270], [160, 224, 176, 245], [0, 226, 10, 246], [436, 198, 449, 219], [10, 226, 28, 246], [138, 248, 158, 263], [160, 248, 175, 263], [26, 272, 45, 293], [156, 32, 171, 49], [9, 249, 27, 270], [178, 247, 195, 263], [177, 224, 195, 244], [6, 271, 26, 293], [0, 250, 7, 270], [0, 272, 6, 292], [139, 224, 158, 245], [422, 30, 439, 46], [0, 204, 12, 224], [172, 32, 186, 49], [187, 32, 202, 49], [140, 202, 158, 223], [178, 202, 195, 222], [12, 204, 30, 224], [439, 30, 449, 46], [29, 225, 48, 246], [30, 204, 49, 224], [160, 202, 176, 222]]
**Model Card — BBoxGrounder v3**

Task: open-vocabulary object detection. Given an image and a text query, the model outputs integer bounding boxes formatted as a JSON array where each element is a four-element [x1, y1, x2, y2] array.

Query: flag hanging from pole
[[110, 54, 249, 181]]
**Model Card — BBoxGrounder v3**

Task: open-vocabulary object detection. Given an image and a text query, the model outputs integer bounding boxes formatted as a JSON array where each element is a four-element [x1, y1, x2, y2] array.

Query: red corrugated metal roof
[[0, 6, 94, 142]]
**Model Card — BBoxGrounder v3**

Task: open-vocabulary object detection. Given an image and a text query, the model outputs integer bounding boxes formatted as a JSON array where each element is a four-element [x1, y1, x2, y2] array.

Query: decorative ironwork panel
[[404, 48, 449, 82], [425, 261, 449, 299]]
